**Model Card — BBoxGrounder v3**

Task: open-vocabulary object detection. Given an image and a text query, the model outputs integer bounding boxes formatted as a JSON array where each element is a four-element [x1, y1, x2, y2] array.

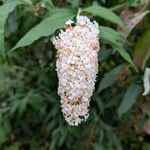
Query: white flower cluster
[[52, 16, 100, 126]]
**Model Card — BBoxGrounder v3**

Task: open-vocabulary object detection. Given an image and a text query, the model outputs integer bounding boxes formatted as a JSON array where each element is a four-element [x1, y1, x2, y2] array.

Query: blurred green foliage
[[0, 0, 150, 149]]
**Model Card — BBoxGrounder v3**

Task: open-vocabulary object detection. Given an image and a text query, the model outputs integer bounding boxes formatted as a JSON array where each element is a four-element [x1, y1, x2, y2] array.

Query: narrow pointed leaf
[[100, 26, 136, 69], [100, 26, 124, 46], [115, 45, 136, 69], [46, 0, 54, 7], [96, 64, 125, 93], [118, 83, 141, 116], [83, 5, 125, 29], [0, 1, 19, 57], [8, 10, 75, 53]]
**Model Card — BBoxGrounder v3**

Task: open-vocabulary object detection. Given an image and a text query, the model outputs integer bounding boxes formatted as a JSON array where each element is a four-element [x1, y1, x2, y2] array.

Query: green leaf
[[9, 100, 20, 115], [46, 7, 73, 17], [22, 0, 33, 5], [83, 4, 125, 29], [67, 0, 80, 8], [3, 119, 11, 135], [0, 67, 10, 92], [114, 45, 136, 69], [118, 83, 141, 116], [100, 120, 114, 131], [110, 3, 127, 11], [100, 26, 136, 68], [45, 0, 54, 7], [100, 26, 124, 45], [29, 93, 44, 110], [8, 10, 75, 53], [98, 48, 112, 61], [0, 1, 19, 57], [59, 128, 67, 146], [5, 10, 18, 37], [96, 64, 125, 93], [93, 143, 104, 150], [92, 94, 105, 114], [133, 29, 150, 70], [18, 96, 29, 116], [46, 120, 57, 133], [0, 125, 7, 145]]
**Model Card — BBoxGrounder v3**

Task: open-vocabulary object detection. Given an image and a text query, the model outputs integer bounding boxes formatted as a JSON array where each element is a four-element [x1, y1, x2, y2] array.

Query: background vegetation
[[0, 0, 150, 149]]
